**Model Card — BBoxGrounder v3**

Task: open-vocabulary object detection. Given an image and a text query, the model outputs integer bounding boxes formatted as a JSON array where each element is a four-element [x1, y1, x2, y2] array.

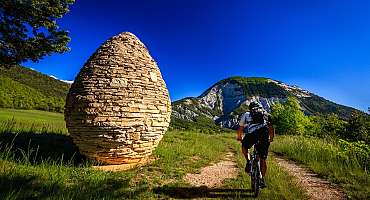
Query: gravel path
[[183, 152, 238, 188], [274, 154, 346, 200]]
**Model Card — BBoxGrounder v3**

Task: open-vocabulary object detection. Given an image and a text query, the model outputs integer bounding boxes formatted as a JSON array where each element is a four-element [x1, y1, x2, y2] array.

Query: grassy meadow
[[270, 135, 370, 199], [0, 109, 67, 134], [0, 108, 307, 199]]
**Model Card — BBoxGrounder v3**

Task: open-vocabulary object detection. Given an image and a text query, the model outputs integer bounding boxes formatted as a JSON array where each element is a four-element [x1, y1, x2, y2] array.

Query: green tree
[[345, 112, 370, 143], [306, 114, 347, 138], [271, 97, 310, 135], [305, 116, 323, 137], [0, 0, 74, 66], [321, 114, 347, 138]]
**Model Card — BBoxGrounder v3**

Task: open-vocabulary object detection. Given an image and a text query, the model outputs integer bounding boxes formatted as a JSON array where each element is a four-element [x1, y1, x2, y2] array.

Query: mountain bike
[[250, 146, 262, 197]]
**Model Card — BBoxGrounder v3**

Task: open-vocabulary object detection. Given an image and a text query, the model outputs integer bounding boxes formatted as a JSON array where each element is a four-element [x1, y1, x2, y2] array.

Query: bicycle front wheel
[[251, 162, 260, 197]]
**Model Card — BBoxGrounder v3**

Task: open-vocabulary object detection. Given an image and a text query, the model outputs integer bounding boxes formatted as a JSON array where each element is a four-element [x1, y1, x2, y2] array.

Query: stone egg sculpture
[[65, 32, 171, 165]]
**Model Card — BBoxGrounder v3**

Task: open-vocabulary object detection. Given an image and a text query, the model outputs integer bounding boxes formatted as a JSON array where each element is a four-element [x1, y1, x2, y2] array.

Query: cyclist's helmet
[[249, 101, 262, 111]]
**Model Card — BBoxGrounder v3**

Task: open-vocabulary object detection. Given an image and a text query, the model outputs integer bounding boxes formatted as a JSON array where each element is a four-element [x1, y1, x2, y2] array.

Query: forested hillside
[[0, 66, 70, 112]]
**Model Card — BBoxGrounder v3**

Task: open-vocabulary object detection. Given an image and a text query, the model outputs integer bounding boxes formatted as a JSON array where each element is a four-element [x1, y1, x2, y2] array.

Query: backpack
[[250, 108, 265, 124]]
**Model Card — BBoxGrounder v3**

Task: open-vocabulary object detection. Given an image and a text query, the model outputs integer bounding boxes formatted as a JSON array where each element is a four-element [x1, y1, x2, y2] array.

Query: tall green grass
[[271, 135, 370, 199]]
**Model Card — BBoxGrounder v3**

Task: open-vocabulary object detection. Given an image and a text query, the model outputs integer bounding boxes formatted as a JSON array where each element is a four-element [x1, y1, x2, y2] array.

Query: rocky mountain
[[171, 76, 358, 129]]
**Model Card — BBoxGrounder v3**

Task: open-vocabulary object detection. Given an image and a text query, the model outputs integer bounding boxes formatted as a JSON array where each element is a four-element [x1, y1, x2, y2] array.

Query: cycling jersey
[[239, 111, 268, 134]]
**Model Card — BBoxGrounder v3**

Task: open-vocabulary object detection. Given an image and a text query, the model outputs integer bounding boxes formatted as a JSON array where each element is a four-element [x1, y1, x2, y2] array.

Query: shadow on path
[[154, 185, 253, 199]]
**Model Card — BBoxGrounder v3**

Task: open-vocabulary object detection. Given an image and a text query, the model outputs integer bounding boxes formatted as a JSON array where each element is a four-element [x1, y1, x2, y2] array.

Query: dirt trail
[[274, 154, 346, 200], [183, 151, 346, 200], [184, 152, 238, 188]]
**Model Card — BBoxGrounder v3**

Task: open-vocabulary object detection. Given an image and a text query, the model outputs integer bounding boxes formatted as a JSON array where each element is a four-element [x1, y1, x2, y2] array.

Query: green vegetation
[[0, 130, 231, 199], [170, 115, 231, 134], [0, 66, 70, 98], [0, 66, 69, 112], [300, 94, 358, 119], [0, 76, 65, 112], [271, 97, 310, 135], [307, 112, 370, 146], [0, 109, 307, 199], [270, 135, 370, 199], [307, 114, 347, 138], [272, 97, 370, 144], [345, 112, 370, 144], [270, 97, 370, 199], [205, 76, 289, 98], [0, 0, 74, 65], [0, 108, 67, 134]]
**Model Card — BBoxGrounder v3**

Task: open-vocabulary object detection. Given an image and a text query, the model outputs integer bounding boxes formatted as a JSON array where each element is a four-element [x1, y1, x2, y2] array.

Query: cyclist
[[236, 101, 274, 188]]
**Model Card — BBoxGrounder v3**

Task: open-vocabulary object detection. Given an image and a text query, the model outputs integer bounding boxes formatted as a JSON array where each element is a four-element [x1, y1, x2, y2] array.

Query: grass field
[[0, 108, 67, 134], [270, 135, 370, 199], [0, 108, 307, 199]]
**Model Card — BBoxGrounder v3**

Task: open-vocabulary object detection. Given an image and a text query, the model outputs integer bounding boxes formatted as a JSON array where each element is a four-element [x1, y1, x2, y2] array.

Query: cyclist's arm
[[237, 113, 247, 141], [267, 115, 275, 142], [237, 126, 243, 141], [268, 125, 274, 142]]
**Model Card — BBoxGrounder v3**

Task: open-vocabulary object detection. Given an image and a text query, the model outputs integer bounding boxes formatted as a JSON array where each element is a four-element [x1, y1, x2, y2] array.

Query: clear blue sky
[[25, 0, 370, 111]]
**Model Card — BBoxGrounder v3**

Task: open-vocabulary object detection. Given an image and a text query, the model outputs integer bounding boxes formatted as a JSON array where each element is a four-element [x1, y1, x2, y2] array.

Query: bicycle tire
[[251, 160, 260, 197], [250, 171, 255, 194]]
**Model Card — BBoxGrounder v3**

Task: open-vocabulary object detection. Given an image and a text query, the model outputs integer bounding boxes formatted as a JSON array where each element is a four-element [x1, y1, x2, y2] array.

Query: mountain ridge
[[171, 76, 359, 129], [0, 67, 361, 124]]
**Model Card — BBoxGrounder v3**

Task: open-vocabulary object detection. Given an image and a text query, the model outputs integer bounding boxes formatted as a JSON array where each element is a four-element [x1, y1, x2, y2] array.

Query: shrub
[[338, 139, 370, 170], [271, 97, 310, 135]]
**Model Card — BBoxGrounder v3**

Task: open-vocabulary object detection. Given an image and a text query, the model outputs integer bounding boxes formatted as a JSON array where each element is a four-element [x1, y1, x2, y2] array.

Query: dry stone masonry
[[65, 32, 171, 165]]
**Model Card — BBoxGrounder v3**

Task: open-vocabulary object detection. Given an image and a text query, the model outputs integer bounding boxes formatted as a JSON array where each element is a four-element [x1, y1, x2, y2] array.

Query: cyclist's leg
[[256, 127, 270, 177], [241, 132, 258, 160], [242, 132, 258, 172], [259, 159, 267, 188], [242, 146, 250, 160], [260, 159, 267, 176]]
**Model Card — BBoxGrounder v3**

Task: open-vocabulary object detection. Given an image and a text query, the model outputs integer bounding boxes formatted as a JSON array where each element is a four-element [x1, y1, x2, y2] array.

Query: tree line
[[271, 97, 370, 169]]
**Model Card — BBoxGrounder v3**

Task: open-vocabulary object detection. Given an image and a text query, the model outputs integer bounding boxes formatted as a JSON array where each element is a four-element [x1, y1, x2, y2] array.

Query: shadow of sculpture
[[0, 131, 86, 165], [0, 131, 151, 199], [154, 185, 254, 199], [0, 172, 147, 199]]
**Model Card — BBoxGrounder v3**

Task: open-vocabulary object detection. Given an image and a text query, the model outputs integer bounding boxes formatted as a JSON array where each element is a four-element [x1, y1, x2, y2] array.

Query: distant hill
[[0, 65, 70, 112], [0, 67, 360, 123], [172, 76, 359, 130]]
